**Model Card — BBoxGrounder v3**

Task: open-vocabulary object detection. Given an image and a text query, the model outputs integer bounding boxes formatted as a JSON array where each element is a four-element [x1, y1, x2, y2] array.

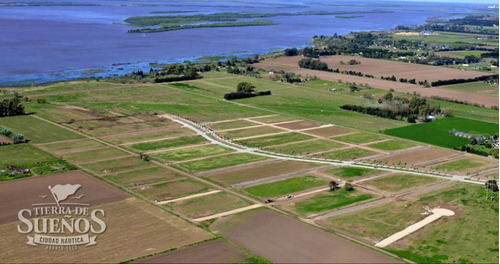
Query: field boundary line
[[129, 177, 187, 190], [156, 190, 222, 205], [191, 204, 263, 222], [215, 124, 265, 133], [142, 142, 212, 155], [55, 145, 109, 155], [75, 155, 134, 165], [120, 135, 188, 146]]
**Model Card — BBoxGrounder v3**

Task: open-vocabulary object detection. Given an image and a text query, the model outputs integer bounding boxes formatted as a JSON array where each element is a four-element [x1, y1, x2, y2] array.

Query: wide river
[[0, 0, 476, 85]]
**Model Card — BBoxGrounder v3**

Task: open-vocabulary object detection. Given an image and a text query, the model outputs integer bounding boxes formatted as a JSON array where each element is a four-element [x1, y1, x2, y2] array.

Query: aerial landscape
[[0, 0, 498, 263]]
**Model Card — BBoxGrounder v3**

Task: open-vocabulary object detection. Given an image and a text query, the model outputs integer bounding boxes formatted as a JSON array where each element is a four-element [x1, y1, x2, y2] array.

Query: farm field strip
[[75, 154, 135, 165], [215, 124, 265, 132], [156, 190, 222, 204], [231, 164, 337, 189], [129, 177, 186, 189], [53, 145, 109, 155], [119, 135, 193, 146], [143, 142, 211, 154], [358, 145, 429, 161], [207, 114, 278, 124], [191, 204, 264, 222], [169, 151, 236, 164], [232, 130, 290, 141]]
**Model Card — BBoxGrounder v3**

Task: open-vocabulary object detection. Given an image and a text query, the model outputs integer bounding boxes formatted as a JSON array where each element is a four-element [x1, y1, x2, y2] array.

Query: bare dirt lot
[[319, 55, 486, 83], [203, 160, 323, 186], [135, 239, 251, 263], [255, 57, 498, 107], [276, 120, 322, 130], [0, 170, 129, 225], [212, 209, 399, 263], [376, 147, 459, 166]]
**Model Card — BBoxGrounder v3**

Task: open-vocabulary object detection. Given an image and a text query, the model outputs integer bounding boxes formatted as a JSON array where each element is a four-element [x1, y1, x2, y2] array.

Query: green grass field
[[244, 175, 327, 198], [62, 147, 129, 163], [368, 174, 439, 192], [209, 120, 258, 130], [392, 31, 499, 46], [439, 81, 499, 97], [322, 183, 499, 263], [165, 191, 252, 219], [129, 136, 206, 152], [0, 144, 75, 181], [292, 190, 373, 216], [265, 139, 344, 155], [221, 126, 284, 139], [236, 132, 312, 147], [172, 153, 267, 173], [384, 117, 498, 149], [333, 132, 384, 144], [39, 138, 105, 153], [136, 179, 210, 201], [432, 159, 483, 172], [81, 156, 151, 174], [325, 167, 381, 179], [368, 140, 416, 151], [108, 166, 181, 187], [0, 115, 82, 143], [316, 148, 375, 160], [151, 145, 233, 162], [249, 115, 297, 124]]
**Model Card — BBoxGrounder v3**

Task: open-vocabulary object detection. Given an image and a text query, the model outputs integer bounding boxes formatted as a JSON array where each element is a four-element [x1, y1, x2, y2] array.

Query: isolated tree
[[329, 181, 339, 191], [344, 182, 354, 191], [485, 180, 499, 192], [236, 82, 255, 94]]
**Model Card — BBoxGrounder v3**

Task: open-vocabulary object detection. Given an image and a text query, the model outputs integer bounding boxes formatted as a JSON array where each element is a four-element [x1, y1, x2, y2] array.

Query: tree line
[[223, 82, 271, 100]]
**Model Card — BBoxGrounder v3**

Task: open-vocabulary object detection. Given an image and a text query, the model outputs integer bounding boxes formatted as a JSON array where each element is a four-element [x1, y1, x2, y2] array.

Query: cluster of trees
[[329, 181, 354, 191], [341, 94, 442, 122], [281, 72, 302, 83], [340, 59, 361, 65], [430, 74, 498, 87], [399, 78, 417, 84], [298, 58, 330, 71], [223, 82, 271, 100], [0, 126, 25, 144], [0, 94, 25, 117], [284, 48, 298, 56]]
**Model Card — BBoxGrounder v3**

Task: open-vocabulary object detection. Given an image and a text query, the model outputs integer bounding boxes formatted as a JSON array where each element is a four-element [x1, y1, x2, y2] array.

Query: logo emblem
[[17, 183, 106, 250]]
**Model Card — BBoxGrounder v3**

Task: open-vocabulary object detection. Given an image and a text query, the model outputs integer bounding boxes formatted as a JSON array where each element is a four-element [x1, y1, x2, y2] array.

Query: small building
[[426, 115, 437, 122]]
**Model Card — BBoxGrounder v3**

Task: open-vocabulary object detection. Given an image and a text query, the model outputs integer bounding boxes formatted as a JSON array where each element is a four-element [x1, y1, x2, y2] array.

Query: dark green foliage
[[0, 94, 25, 117], [298, 58, 330, 71]]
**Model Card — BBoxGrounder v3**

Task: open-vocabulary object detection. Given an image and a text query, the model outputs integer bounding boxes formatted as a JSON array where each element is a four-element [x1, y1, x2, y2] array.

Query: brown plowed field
[[0, 170, 129, 225], [203, 160, 322, 186], [319, 55, 487, 82], [275, 120, 322, 130], [135, 239, 250, 263], [213, 209, 399, 263], [376, 147, 459, 166], [255, 57, 498, 107]]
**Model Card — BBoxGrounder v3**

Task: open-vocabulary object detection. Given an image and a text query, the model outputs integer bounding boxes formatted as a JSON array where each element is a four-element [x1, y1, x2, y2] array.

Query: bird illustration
[[72, 194, 85, 199], [39, 195, 48, 199]]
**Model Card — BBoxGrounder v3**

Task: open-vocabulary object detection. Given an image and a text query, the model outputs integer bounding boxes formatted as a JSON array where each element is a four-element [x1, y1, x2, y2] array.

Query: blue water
[[0, 0, 477, 86]]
